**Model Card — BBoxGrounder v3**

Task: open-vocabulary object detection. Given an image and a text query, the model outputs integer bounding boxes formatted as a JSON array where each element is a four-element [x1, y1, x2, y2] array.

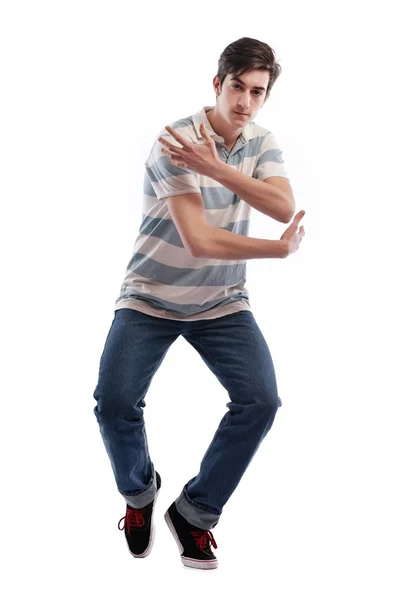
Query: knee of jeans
[[93, 394, 116, 421], [255, 392, 280, 418], [93, 388, 145, 422], [94, 402, 144, 424]]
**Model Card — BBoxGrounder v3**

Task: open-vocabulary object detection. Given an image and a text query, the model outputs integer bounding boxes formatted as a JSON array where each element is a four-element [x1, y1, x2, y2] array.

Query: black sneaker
[[118, 471, 162, 558], [164, 501, 219, 569]]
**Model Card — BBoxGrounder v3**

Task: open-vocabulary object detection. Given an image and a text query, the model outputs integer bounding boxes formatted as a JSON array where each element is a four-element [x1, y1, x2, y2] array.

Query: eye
[[232, 84, 263, 97]]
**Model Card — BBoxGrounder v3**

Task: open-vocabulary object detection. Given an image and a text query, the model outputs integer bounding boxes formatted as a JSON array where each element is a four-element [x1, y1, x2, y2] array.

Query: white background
[[1, 0, 403, 598]]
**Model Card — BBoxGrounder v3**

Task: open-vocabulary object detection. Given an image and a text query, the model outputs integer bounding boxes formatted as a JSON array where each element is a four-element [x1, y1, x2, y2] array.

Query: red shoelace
[[191, 530, 218, 551], [118, 507, 146, 531]]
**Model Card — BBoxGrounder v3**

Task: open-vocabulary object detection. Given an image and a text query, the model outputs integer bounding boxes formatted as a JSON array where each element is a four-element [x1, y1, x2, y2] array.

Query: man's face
[[213, 69, 270, 127]]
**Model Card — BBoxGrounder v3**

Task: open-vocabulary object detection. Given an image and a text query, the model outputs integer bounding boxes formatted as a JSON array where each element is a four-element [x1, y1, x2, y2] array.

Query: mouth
[[234, 111, 249, 117]]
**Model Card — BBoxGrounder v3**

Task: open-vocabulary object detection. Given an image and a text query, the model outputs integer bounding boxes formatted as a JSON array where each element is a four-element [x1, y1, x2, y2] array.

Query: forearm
[[194, 225, 288, 260], [210, 161, 291, 222]]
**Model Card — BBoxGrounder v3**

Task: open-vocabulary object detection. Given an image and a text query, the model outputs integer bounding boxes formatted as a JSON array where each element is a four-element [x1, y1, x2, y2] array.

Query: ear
[[213, 75, 221, 97]]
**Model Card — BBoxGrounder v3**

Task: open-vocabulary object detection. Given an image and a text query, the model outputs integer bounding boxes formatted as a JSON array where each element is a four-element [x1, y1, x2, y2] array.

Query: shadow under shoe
[[164, 501, 219, 570], [118, 471, 162, 558]]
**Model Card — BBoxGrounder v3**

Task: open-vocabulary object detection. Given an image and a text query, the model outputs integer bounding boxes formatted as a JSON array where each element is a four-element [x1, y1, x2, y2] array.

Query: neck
[[205, 106, 243, 151]]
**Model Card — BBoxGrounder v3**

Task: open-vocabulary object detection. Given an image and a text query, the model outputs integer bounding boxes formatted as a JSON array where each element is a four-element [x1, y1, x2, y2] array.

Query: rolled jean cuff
[[175, 485, 221, 530], [121, 467, 157, 509]]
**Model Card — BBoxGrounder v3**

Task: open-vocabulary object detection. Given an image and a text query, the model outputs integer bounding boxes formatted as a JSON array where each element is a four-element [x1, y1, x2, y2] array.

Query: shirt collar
[[192, 106, 253, 145]]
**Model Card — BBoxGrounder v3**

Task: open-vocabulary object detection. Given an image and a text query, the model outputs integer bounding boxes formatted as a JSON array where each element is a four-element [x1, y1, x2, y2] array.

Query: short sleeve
[[253, 131, 289, 180], [144, 132, 201, 200]]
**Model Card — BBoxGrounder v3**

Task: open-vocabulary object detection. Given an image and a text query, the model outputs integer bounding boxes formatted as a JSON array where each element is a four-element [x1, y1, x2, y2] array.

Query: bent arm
[[194, 226, 288, 260], [167, 192, 288, 260]]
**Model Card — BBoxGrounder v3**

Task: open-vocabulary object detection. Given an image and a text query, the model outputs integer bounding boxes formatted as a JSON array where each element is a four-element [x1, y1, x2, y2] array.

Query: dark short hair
[[216, 37, 281, 99]]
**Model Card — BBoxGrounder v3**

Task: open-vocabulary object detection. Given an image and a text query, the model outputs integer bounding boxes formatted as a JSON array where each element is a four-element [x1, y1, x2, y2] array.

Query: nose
[[238, 92, 250, 110]]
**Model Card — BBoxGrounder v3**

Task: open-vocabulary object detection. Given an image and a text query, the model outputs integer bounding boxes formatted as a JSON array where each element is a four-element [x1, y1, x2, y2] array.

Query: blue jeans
[[93, 308, 282, 530]]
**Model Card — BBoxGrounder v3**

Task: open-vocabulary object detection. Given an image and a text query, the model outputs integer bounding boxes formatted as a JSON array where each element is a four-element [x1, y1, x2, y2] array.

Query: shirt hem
[[114, 297, 252, 321]]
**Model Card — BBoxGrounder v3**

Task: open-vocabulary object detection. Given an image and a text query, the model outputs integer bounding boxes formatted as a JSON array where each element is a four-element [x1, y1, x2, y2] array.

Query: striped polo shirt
[[115, 105, 289, 321]]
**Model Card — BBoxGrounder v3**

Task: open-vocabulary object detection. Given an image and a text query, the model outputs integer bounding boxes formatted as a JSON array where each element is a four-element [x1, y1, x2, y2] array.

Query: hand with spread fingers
[[158, 123, 221, 177]]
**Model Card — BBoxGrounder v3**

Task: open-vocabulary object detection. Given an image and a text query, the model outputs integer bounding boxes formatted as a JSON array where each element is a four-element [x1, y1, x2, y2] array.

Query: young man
[[93, 37, 305, 570]]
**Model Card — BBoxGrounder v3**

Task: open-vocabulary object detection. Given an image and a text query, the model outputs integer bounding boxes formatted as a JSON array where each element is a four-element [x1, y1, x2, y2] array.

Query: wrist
[[278, 239, 290, 258], [208, 159, 228, 181]]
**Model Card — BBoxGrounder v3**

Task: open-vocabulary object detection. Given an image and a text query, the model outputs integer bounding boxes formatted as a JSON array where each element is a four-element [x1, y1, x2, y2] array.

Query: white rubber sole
[[164, 508, 219, 570], [125, 487, 161, 559]]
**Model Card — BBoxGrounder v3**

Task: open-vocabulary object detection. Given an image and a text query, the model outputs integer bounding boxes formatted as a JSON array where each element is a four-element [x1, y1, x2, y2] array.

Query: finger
[[294, 210, 306, 223], [168, 152, 183, 161], [161, 147, 183, 161], [169, 160, 187, 168], [290, 220, 304, 235], [158, 136, 183, 153], [200, 122, 211, 141], [165, 125, 193, 149]]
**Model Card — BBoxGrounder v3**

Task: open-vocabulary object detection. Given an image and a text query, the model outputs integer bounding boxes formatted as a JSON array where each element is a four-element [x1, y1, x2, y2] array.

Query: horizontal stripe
[[148, 184, 241, 210], [200, 186, 239, 209], [255, 148, 284, 167], [254, 161, 289, 180], [126, 253, 246, 287], [144, 176, 241, 208], [145, 157, 196, 183], [133, 234, 244, 269], [139, 194, 251, 225], [138, 215, 249, 247]]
